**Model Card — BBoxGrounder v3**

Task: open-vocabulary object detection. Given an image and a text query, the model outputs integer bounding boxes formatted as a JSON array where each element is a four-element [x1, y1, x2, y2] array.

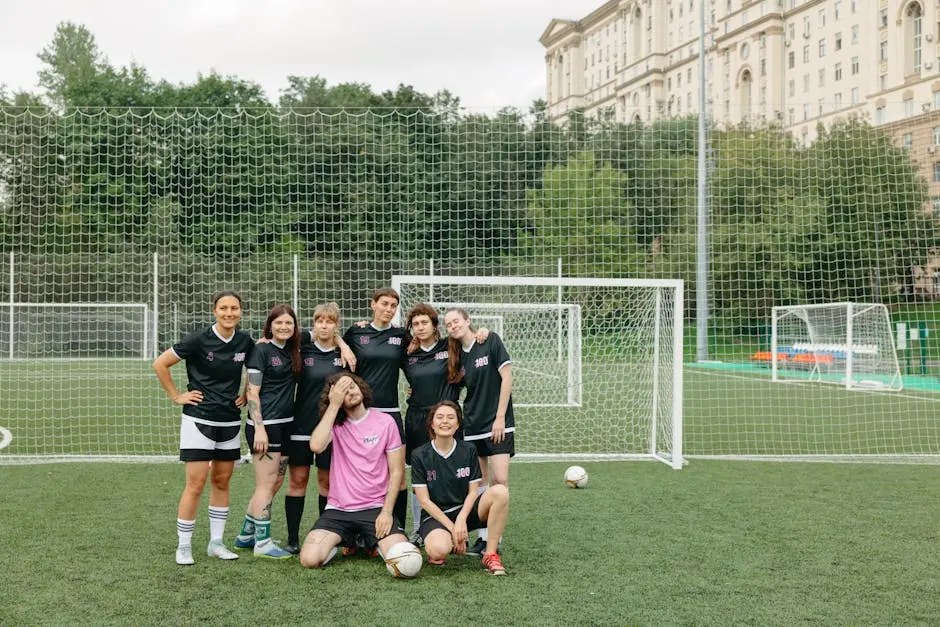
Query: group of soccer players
[[153, 288, 514, 575]]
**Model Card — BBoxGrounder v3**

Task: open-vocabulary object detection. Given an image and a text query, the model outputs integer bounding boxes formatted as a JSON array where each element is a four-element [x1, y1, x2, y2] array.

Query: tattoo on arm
[[248, 399, 262, 427]]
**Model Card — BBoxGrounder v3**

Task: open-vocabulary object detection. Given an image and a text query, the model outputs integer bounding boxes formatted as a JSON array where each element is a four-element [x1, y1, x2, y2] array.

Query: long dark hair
[[445, 308, 470, 385], [404, 302, 441, 348], [262, 304, 301, 377], [318, 373, 373, 425], [426, 400, 463, 440]]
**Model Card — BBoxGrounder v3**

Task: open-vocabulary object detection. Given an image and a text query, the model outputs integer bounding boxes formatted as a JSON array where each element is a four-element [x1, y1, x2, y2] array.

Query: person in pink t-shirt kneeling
[[300, 373, 408, 569]]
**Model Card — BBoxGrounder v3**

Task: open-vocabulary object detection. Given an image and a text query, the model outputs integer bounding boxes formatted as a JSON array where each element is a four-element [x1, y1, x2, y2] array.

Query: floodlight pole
[[696, 0, 710, 362]]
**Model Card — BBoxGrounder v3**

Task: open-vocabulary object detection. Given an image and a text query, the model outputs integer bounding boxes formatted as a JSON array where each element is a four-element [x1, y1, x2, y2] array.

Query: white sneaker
[[176, 545, 194, 565], [207, 541, 239, 560]]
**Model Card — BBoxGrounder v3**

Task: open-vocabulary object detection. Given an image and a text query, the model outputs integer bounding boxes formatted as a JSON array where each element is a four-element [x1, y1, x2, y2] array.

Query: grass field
[[3, 460, 940, 625], [4, 358, 940, 624]]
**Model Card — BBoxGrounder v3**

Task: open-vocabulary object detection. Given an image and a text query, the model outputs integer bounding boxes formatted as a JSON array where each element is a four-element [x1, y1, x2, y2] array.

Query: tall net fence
[[1, 107, 938, 462]]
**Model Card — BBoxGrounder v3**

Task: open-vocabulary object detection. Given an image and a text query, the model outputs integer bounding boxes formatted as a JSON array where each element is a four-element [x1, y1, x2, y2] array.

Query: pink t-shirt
[[326, 408, 403, 511]]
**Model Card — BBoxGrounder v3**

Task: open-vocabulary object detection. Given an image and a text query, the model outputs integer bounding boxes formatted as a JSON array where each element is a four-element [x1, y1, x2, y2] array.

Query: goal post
[[392, 275, 685, 469], [771, 302, 903, 392]]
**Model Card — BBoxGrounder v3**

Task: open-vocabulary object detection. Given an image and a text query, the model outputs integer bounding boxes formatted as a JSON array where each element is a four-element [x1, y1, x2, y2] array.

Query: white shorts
[[179, 416, 241, 462]]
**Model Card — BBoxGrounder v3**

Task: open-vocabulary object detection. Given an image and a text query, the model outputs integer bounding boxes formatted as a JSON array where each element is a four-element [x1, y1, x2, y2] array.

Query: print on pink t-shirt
[[326, 408, 403, 511]]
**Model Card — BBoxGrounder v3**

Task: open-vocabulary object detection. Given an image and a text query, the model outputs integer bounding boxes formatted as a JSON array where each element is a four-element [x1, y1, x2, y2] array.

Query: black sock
[[318, 494, 328, 515], [285, 495, 305, 545], [393, 489, 408, 531]]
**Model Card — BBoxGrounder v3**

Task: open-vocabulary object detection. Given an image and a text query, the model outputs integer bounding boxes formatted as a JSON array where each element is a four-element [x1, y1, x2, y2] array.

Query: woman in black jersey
[[402, 303, 461, 540], [283, 302, 348, 554], [153, 290, 254, 566], [444, 307, 515, 556], [411, 401, 508, 575], [233, 304, 300, 560]]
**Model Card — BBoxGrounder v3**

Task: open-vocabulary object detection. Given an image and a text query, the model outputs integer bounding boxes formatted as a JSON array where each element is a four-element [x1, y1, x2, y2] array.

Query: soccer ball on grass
[[564, 465, 588, 489], [384, 541, 422, 578]]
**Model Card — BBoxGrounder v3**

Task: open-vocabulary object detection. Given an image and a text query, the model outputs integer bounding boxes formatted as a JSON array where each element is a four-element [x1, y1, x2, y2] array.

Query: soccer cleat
[[466, 537, 486, 557], [409, 531, 424, 548], [481, 552, 506, 576], [283, 543, 300, 555], [233, 534, 255, 550], [175, 545, 194, 566], [253, 540, 293, 559], [207, 541, 239, 560], [341, 546, 359, 557]]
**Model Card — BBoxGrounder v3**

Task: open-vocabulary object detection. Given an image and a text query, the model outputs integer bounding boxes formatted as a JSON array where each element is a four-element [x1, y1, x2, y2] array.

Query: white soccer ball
[[384, 541, 422, 578], [564, 465, 588, 489]]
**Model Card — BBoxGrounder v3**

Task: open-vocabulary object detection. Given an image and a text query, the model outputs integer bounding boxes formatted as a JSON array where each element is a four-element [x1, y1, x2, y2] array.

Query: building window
[[803, 16, 810, 38], [907, 2, 924, 74], [819, 39, 826, 57], [903, 133, 913, 150], [835, 1, 842, 20], [788, 107, 795, 124], [851, 87, 859, 104], [851, 0, 857, 14], [852, 25, 859, 44], [875, 106, 885, 124], [803, 103, 810, 120], [880, 8, 888, 29], [880, 74, 887, 90], [933, 162, 940, 182], [880, 41, 888, 62], [761, 59, 767, 76], [818, 69, 825, 87], [788, 51, 795, 69], [818, 8, 826, 28], [904, 99, 914, 117], [834, 62, 842, 81], [788, 23, 795, 41], [803, 74, 810, 93], [803, 45, 810, 63], [934, 91, 940, 110], [851, 56, 859, 75], [835, 32, 842, 51], [741, 43, 750, 60], [834, 93, 842, 109], [788, 79, 795, 97]]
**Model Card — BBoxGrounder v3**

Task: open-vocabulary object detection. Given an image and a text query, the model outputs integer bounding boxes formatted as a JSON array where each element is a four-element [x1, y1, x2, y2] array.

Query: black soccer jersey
[[294, 341, 347, 436], [459, 333, 515, 440], [410, 440, 482, 523], [245, 341, 296, 424], [342, 323, 405, 411], [171, 325, 254, 424], [402, 338, 460, 410]]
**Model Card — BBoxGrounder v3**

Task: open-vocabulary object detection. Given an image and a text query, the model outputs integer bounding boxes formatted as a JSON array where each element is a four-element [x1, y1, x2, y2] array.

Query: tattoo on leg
[[278, 457, 289, 477], [262, 501, 272, 519]]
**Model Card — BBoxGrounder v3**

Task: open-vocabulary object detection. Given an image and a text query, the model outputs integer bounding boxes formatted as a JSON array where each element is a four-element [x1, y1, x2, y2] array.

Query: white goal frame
[[426, 302, 583, 407], [392, 275, 685, 468], [4, 302, 151, 360], [771, 302, 903, 392]]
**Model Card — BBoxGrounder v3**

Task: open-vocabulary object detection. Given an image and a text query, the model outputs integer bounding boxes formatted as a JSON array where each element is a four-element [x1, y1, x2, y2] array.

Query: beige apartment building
[[542, 0, 936, 136], [541, 0, 940, 197]]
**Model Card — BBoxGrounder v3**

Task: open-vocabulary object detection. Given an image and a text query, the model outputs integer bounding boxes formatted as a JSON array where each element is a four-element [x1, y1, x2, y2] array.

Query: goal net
[[772, 303, 903, 392], [426, 302, 582, 407], [1, 303, 150, 360], [393, 275, 684, 468], [2, 108, 938, 465]]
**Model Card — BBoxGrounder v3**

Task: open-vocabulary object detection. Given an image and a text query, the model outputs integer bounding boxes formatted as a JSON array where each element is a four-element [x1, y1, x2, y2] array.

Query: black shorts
[[311, 507, 404, 549], [404, 406, 430, 466], [245, 422, 290, 454], [467, 431, 515, 458], [405, 405, 463, 466], [418, 494, 485, 539], [179, 417, 241, 462], [286, 437, 314, 467], [387, 410, 404, 444]]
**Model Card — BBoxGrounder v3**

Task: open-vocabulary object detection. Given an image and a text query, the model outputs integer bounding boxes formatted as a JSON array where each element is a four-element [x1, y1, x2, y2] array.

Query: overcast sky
[[0, 0, 600, 110]]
